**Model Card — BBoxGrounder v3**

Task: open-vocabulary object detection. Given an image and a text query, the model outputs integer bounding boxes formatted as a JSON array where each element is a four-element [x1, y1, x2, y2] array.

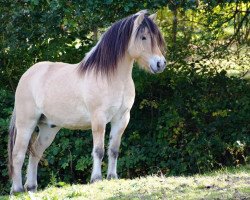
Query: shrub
[[118, 65, 249, 177]]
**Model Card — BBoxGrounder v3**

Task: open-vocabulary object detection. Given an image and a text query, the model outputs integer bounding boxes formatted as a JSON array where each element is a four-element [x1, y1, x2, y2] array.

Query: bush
[[119, 65, 249, 177], [0, 89, 13, 194]]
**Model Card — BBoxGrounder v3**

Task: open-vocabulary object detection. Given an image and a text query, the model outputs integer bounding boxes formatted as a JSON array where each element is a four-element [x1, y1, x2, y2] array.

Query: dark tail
[[8, 108, 16, 178]]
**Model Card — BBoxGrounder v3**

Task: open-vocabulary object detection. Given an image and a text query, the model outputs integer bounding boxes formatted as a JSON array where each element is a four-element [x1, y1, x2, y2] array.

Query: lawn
[[2, 165, 250, 200]]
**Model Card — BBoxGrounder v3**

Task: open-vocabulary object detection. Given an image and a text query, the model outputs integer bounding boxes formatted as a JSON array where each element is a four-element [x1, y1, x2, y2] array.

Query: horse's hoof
[[90, 175, 102, 183], [24, 184, 37, 192], [10, 187, 24, 195], [107, 174, 118, 180]]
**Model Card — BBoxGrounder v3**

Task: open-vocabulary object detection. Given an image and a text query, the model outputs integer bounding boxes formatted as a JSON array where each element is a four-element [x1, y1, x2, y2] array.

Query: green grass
[[2, 166, 250, 200]]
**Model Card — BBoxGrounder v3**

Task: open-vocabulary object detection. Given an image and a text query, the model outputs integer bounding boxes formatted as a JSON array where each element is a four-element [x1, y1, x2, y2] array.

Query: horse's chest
[[105, 99, 124, 121], [96, 88, 134, 122]]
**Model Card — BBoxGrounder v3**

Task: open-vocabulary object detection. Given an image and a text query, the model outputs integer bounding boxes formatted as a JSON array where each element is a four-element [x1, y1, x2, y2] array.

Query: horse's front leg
[[90, 113, 106, 183], [107, 111, 130, 179]]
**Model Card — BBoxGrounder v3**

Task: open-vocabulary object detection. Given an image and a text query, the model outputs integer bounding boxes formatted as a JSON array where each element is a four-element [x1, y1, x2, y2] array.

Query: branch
[[225, 8, 250, 48]]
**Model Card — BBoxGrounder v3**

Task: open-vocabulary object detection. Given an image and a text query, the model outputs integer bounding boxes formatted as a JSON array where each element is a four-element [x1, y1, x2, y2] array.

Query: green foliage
[[0, 89, 13, 194], [121, 66, 249, 178], [0, 0, 249, 196]]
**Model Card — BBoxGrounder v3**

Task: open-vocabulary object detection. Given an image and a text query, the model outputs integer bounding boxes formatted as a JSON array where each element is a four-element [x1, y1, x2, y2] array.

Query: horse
[[8, 10, 166, 194]]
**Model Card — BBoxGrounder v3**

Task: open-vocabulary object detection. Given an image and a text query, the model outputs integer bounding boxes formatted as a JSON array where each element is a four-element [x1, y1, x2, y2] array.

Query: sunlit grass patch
[[3, 166, 250, 200]]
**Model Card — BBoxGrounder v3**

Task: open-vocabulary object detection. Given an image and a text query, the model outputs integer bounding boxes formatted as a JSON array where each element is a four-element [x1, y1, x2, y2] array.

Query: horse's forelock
[[136, 16, 165, 53]]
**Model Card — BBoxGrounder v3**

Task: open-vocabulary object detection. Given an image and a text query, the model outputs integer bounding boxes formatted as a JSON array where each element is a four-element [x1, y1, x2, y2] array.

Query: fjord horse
[[8, 10, 166, 193]]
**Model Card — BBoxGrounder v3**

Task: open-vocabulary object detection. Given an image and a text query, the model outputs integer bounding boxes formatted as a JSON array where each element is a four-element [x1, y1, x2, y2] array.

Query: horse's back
[[20, 61, 75, 81], [16, 61, 77, 101]]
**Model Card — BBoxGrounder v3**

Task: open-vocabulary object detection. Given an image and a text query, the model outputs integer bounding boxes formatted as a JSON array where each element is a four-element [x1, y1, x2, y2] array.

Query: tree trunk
[[93, 26, 98, 42], [172, 6, 178, 47]]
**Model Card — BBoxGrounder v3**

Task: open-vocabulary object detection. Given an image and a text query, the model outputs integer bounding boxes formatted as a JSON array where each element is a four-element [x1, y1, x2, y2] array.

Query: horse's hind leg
[[24, 124, 60, 192], [11, 114, 38, 193]]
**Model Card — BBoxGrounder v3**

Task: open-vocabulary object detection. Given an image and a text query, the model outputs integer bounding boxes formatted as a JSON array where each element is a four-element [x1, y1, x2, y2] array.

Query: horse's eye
[[142, 36, 146, 40]]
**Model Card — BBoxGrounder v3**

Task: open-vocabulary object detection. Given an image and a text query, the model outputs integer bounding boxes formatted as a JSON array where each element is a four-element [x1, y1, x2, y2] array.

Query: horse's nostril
[[164, 61, 166, 64], [157, 61, 161, 69]]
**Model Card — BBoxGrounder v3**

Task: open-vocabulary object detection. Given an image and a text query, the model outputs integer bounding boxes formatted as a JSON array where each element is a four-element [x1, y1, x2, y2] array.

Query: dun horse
[[8, 10, 166, 193]]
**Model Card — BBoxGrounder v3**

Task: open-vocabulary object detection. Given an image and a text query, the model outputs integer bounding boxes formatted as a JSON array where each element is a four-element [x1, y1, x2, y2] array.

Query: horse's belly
[[57, 114, 91, 130], [42, 106, 91, 130]]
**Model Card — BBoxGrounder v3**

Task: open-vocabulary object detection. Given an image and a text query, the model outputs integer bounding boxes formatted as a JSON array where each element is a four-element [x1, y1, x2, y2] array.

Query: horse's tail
[[8, 108, 16, 178]]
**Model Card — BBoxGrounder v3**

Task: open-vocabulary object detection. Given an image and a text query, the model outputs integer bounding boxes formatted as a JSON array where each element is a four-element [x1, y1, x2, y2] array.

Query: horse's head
[[128, 11, 166, 74], [79, 10, 166, 76]]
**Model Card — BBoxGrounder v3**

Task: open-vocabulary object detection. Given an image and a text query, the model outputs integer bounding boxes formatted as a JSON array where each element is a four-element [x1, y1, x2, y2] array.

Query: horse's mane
[[78, 13, 165, 76]]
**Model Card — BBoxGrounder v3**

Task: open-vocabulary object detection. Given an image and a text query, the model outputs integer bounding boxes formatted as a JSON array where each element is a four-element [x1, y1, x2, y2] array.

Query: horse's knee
[[109, 148, 119, 159], [93, 147, 104, 160], [12, 150, 25, 165]]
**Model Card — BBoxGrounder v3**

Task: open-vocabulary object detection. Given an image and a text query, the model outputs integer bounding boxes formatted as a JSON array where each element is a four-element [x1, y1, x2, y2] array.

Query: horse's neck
[[115, 53, 134, 81]]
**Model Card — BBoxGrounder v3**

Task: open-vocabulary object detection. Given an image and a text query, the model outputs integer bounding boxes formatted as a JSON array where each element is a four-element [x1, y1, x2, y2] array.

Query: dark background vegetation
[[0, 0, 249, 195]]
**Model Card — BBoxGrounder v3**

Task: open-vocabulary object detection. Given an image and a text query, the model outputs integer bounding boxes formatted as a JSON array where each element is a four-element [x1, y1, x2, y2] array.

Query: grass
[[2, 166, 250, 200]]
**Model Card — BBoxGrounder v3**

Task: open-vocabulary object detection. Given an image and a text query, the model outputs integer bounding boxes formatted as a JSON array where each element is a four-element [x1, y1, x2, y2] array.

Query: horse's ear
[[134, 12, 145, 27], [149, 13, 157, 21]]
